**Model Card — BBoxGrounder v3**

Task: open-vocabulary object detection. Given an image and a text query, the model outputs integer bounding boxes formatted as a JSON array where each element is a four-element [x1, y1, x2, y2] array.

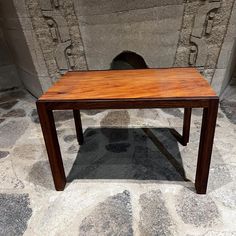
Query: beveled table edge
[[37, 96, 219, 110]]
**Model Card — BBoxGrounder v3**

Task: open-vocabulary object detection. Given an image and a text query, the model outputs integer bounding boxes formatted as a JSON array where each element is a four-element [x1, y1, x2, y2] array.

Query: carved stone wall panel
[[190, 36, 208, 66], [58, 1, 87, 70], [190, 0, 221, 67], [174, 0, 235, 82], [39, 0, 52, 11], [174, 1, 200, 67], [53, 0, 59, 8], [191, 1, 221, 38], [205, 0, 236, 69], [55, 40, 72, 70], [24, 0, 235, 84], [42, 10, 71, 42], [25, 0, 87, 82]]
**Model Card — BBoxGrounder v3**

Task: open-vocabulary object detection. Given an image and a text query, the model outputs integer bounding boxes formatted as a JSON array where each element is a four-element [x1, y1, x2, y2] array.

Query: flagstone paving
[[0, 89, 236, 236]]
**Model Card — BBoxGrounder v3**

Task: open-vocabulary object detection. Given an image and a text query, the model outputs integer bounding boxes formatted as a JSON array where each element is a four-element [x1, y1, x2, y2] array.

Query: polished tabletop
[[39, 68, 217, 101]]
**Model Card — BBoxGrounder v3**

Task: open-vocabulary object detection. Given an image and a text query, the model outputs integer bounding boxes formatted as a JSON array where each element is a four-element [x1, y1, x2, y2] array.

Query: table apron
[[37, 98, 217, 110]]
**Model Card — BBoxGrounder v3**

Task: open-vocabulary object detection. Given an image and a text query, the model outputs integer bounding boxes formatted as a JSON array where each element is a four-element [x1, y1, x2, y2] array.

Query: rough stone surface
[[213, 183, 236, 209], [79, 191, 133, 236], [0, 151, 9, 159], [0, 100, 18, 110], [82, 110, 105, 116], [175, 0, 235, 82], [139, 190, 175, 236], [25, 0, 88, 82], [101, 110, 130, 127], [1, 89, 236, 235], [0, 120, 29, 148], [0, 91, 25, 101], [176, 188, 220, 227], [27, 161, 54, 190], [0, 194, 32, 236], [63, 134, 77, 143], [0, 159, 25, 189], [221, 100, 236, 124], [3, 109, 26, 118], [208, 164, 233, 192], [67, 144, 79, 154], [31, 109, 73, 123], [202, 231, 236, 236], [162, 108, 183, 118], [12, 144, 42, 161], [137, 109, 160, 121], [220, 86, 236, 122]]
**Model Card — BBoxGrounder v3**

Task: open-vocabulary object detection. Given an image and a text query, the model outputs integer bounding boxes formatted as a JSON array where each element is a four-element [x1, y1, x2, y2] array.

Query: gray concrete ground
[[0, 89, 236, 236]]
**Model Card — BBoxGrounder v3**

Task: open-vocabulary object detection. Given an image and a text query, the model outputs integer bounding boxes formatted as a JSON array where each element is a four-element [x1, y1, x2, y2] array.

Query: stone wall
[[25, 0, 88, 82], [175, 0, 235, 84], [74, 0, 184, 69], [0, 0, 46, 97], [211, 0, 236, 93], [4, 0, 236, 96], [0, 26, 21, 91]]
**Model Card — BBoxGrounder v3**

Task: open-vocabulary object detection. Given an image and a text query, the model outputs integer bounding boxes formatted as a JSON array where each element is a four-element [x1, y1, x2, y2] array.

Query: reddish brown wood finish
[[73, 110, 84, 145], [37, 68, 219, 194], [171, 108, 192, 146], [36, 102, 66, 191], [183, 108, 192, 145], [195, 99, 219, 194], [39, 68, 217, 101]]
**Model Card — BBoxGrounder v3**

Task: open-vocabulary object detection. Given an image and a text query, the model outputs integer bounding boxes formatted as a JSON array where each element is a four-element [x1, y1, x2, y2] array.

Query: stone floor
[[0, 89, 236, 236]]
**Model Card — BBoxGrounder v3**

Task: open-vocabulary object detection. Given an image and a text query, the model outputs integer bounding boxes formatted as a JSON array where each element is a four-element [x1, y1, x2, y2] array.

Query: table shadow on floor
[[67, 128, 189, 182]]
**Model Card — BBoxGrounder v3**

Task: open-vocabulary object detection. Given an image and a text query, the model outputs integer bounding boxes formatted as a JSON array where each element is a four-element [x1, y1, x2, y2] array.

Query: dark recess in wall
[[111, 51, 148, 70]]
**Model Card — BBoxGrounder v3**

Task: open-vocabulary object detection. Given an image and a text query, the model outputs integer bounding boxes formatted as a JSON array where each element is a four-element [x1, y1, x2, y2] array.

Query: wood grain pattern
[[39, 68, 217, 101]]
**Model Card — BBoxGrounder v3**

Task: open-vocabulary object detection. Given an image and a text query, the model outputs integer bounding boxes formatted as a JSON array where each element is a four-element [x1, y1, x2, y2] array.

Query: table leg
[[73, 110, 84, 145], [36, 102, 66, 191], [182, 108, 192, 146], [170, 108, 192, 146], [195, 99, 219, 194]]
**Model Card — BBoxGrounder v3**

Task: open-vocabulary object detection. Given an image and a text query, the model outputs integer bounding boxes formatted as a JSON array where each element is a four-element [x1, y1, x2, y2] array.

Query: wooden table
[[37, 68, 219, 194]]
